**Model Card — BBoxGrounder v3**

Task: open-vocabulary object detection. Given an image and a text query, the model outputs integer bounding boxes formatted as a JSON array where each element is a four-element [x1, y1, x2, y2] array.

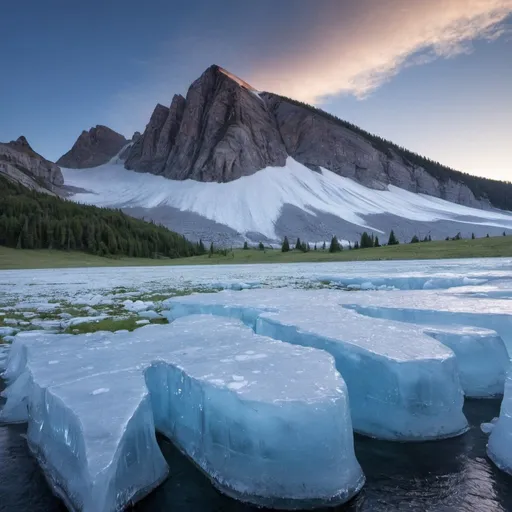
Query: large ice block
[[422, 326, 508, 397], [165, 289, 468, 440], [340, 290, 512, 352], [0, 316, 364, 511], [487, 373, 512, 474]]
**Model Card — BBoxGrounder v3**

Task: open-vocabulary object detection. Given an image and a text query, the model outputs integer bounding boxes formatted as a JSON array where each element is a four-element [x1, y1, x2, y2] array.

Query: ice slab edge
[[0, 316, 364, 511], [345, 304, 509, 397], [487, 373, 512, 475], [165, 290, 468, 441]]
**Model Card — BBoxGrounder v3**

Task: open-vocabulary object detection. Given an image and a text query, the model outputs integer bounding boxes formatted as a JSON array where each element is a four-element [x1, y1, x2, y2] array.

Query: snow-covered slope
[[61, 157, 512, 244]]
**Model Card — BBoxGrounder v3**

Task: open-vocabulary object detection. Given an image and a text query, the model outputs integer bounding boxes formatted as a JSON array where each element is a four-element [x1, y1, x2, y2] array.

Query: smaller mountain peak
[[57, 126, 128, 169], [7, 136, 41, 159], [15, 135, 30, 146]]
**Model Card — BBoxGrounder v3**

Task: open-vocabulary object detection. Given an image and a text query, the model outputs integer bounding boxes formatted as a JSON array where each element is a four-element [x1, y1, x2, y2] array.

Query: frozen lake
[[1, 258, 512, 511]]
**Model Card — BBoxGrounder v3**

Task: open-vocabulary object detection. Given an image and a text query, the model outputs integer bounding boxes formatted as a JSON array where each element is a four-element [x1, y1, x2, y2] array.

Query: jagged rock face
[[125, 97, 186, 173], [263, 94, 486, 208], [122, 68, 487, 209], [57, 126, 127, 168], [0, 136, 64, 194], [125, 65, 287, 181]]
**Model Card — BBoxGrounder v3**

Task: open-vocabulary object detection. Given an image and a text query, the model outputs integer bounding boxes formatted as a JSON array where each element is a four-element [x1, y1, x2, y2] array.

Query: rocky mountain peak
[[56, 65, 511, 211], [217, 66, 258, 92], [0, 135, 64, 194], [13, 135, 29, 146], [124, 64, 287, 181], [57, 125, 128, 168]]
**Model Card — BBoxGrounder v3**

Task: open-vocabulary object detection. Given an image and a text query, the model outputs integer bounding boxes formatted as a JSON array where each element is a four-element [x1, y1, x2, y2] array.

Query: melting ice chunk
[[487, 374, 512, 475], [165, 289, 468, 440], [423, 326, 508, 397], [340, 290, 512, 353], [0, 316, 363, 511]]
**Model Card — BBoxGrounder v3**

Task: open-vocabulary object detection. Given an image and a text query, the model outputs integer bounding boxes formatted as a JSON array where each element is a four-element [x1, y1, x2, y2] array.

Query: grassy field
[[0, 236, 511, 270]]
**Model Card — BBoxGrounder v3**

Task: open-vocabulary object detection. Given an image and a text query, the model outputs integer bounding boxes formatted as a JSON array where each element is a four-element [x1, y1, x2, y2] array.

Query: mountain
[[57, 126, 128, 168], [0, 135, 198, 259], [58, 65, 512, 245], [0, 136, 64, 194], [263, 94, 511, 212], [125, 65, 287, 181]]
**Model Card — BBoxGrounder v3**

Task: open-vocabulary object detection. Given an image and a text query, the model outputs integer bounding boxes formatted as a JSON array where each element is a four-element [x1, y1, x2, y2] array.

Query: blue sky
[[1, 0, 511, 181]]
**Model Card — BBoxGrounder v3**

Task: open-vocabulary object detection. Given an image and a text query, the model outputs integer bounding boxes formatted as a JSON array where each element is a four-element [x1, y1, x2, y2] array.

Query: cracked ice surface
[[1, 258, 512, 496], [0, 316, 363, 511], [165, 289, 470, 440], [1, 258, 511, 307]]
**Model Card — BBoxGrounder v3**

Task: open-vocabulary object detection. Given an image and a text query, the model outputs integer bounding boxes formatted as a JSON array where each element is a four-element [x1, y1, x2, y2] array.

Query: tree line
[[281, 230, 401, 253], [268, 93, 512, 212], [280, 229, 506, 253], [0, 177, 198, 259]]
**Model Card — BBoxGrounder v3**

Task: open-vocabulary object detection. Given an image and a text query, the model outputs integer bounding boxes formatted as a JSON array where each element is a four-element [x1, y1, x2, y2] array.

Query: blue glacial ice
[[164, 289, 469, 440], [340, 290, 512, 355], [487, 372, 512, 474], [422, 326, 508, 397], [0, 316, 363, 511], [315, 274, 488, 291]]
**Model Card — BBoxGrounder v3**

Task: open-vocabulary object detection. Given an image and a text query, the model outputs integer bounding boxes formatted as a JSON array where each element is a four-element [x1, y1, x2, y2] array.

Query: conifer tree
[[243, 241, 249, 250], [0, 176, 197, 258], [282, 236, 290, 252], [258, 242, 265, 250], [322, 241, 326, 250], [410, 235, 420, 244], [295, 238, 302, 250], [360, 232, 374, 249], [354, 241, 360, 249], [471, 233, 475, 240], [387, 230, 399, 245], [374, 236, 380, 247], [329, 236, 341, 253]]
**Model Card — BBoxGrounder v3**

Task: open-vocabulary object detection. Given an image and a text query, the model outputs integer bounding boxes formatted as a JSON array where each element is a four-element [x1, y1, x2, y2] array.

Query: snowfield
[[61, 157, 512, 241], [1, 258, 512, 511]]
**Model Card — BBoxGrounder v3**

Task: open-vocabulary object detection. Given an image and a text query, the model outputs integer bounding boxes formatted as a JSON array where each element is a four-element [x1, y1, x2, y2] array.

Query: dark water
[[1, 387, 512, 512]]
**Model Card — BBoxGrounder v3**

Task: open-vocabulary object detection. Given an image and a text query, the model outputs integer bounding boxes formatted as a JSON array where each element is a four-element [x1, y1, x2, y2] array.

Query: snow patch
[[61, 158, 512, 240]]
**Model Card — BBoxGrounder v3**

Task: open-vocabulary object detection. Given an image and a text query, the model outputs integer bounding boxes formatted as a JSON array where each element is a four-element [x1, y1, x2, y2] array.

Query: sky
[[1, 0, 511, 181]]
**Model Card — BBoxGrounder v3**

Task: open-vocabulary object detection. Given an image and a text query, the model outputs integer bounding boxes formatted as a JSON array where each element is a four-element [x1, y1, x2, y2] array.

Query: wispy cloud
[[247, 0, 512, 103], [107, 0, 512, 135]]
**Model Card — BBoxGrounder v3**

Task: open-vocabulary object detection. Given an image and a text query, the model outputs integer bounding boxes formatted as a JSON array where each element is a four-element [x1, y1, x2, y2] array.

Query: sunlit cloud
[[247, 0, 512, 103]]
